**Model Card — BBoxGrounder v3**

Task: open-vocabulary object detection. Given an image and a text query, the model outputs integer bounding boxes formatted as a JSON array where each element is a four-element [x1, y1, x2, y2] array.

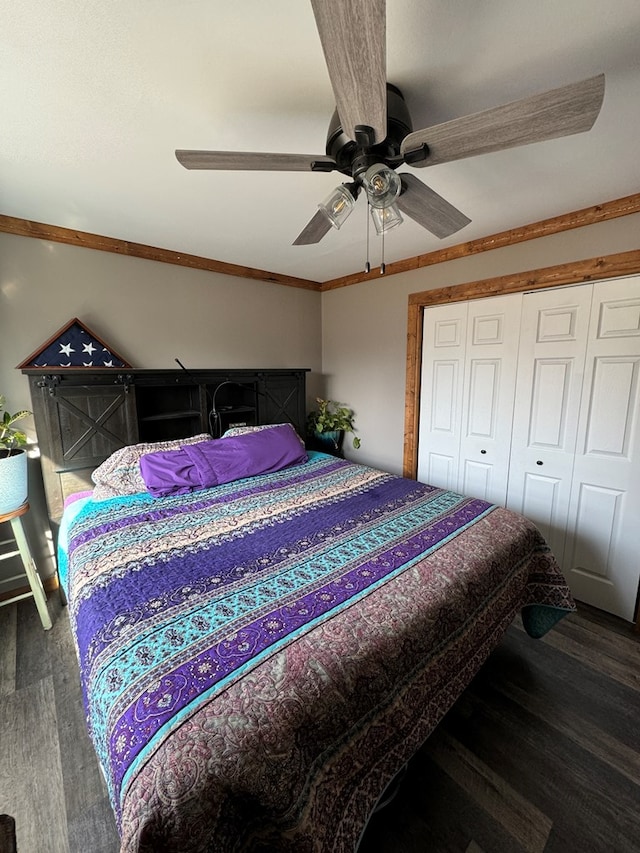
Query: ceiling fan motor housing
[[326, 83, 413, 178]]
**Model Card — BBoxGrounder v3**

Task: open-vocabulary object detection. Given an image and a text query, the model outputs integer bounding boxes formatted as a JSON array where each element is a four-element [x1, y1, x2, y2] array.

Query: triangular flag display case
[[16, 318, 131, 369]]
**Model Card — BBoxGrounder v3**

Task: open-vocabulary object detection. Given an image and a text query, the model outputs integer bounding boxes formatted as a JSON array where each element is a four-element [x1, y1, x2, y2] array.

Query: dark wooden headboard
[[23, 367, 308, 528]]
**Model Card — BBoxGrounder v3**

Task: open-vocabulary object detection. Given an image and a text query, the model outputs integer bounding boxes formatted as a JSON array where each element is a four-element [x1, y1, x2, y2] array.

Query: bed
[[57, 424, 575, 853]]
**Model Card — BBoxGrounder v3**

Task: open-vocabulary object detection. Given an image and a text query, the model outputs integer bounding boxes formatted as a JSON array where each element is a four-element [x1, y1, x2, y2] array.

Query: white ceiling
[[2, 0, 640, 283]]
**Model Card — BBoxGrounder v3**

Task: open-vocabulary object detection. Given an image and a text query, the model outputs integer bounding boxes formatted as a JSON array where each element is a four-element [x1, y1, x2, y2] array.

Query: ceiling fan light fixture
[[371, 202, 403, 236], [318, 184, 356, 229], [362, 163, 401, 209]]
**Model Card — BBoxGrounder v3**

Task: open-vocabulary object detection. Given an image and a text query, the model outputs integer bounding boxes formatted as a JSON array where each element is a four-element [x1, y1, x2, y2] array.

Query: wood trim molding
[[0, 214, 323, 292], [323, 193, 640, 291], [402, 248, 640, 479], [404, 299, 423, 476], [2, 193, 639, 293]]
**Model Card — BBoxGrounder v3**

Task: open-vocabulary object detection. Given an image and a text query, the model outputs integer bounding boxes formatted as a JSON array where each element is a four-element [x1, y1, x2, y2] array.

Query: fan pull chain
[[380, 222, 385, 275], [365, 201, 371, 274]]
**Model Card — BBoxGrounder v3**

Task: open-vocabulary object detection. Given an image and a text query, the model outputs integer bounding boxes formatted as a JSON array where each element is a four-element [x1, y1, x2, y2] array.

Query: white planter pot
[[0, 449, 28, 515]]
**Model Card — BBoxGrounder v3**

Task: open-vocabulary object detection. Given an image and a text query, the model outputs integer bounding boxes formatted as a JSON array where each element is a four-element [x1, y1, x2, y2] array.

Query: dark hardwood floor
[[0, 595, 638, 853]]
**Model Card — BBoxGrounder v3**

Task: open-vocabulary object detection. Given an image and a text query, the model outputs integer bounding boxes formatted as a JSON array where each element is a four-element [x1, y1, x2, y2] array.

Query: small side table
[[0, 502, 52, 630]]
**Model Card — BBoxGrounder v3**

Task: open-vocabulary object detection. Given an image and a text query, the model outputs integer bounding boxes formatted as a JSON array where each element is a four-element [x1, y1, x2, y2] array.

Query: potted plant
[[307, 398, 361, 455], [0, 395, 31, 515]]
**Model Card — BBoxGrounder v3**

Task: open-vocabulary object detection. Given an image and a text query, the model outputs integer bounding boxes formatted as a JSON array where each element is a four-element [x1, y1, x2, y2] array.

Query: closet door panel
[[527, 359, 574, 448], [564, 277, 640, 620], [506, 286, 593, 561], [460, 459, 493, 501], [417, 303, 467, 489], [458, 295, 522, 504], [427, 453, 457, 487], [520, 471, 563, 545]]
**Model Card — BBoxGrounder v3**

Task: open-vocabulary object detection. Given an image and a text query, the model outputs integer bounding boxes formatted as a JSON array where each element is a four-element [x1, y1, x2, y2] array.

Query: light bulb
[[362, 164, 401, 209], [318, 185, 356, 229], [331, 197, 348, 217], [371, 203, 403, 235]]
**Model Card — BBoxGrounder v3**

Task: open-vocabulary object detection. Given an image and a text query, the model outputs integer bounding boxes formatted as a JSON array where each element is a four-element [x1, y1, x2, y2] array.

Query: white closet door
[[457, 294, 522, 505], [417, 302, 467, 490], [418, 294, 521, 503], [563, 276, 640, 620], [506, 285, 593, 561]]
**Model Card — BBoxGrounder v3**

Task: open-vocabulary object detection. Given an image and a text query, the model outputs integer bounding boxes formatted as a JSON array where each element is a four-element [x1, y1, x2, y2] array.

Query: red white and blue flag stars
[[31, 321, 127, 367]]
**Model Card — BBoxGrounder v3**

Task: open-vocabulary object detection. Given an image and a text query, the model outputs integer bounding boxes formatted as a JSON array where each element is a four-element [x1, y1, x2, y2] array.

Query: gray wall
[[0, 232, 322, 583]]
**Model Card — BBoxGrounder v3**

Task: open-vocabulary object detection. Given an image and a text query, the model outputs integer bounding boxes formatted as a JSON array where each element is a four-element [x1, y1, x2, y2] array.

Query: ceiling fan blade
[[401, 74, 605, 167], [175, 150, 337, 172], [310, 0, 387, 144], [396, 174, 471, 239], [293, 210, 333, 245]]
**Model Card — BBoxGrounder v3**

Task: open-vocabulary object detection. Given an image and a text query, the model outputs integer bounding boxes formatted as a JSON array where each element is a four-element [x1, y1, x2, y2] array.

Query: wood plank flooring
[[0, 595, 117, 853], [0, 595, 637, 853], [359, 607, 640, 853]]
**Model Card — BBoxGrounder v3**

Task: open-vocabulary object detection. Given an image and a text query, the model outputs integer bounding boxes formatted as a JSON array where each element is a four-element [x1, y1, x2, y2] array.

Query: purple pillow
[[139, 423, 308, 497]]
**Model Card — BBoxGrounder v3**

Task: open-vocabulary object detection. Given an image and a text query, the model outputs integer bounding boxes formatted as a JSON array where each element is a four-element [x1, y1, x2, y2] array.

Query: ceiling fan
[[175, 0, 605, 248]]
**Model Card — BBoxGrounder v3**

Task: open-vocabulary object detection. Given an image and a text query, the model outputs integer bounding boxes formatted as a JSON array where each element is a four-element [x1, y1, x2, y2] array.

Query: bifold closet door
[[418, 294, 521, 504], [417, 302, 467, 491], [505, 285, 593, 562], [457, 295, 522, 504], [563, 276, 640, 621], [419, 277, 639, 620]]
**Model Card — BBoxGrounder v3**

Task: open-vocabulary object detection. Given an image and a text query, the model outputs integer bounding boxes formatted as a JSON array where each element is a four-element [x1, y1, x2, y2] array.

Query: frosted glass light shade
[[318, 185, 356, 229], [371, 203, 404, 235]]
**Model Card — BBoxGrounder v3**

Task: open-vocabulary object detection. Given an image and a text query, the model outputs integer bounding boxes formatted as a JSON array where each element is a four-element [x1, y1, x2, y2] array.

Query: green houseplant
[[0, 395, 31, 514], [307, 398, 361, 454]]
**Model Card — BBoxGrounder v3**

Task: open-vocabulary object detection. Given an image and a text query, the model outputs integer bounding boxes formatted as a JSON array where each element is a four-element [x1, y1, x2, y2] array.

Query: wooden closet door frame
[[403, 249, 640, 480]]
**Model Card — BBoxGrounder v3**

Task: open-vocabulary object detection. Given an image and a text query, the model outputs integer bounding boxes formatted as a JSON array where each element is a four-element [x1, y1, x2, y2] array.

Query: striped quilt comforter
[[59, 451, 575, 852]]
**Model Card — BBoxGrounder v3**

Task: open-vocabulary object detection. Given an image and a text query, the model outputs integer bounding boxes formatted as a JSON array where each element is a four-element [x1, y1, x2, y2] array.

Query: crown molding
[[2, 191, 639, 292], [322, 192, 640, 291], [0, 214, 322, 292]]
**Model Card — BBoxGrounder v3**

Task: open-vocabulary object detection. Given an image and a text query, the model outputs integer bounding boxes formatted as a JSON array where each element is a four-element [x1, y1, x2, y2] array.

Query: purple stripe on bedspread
[[72, 472, 435, 665]]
